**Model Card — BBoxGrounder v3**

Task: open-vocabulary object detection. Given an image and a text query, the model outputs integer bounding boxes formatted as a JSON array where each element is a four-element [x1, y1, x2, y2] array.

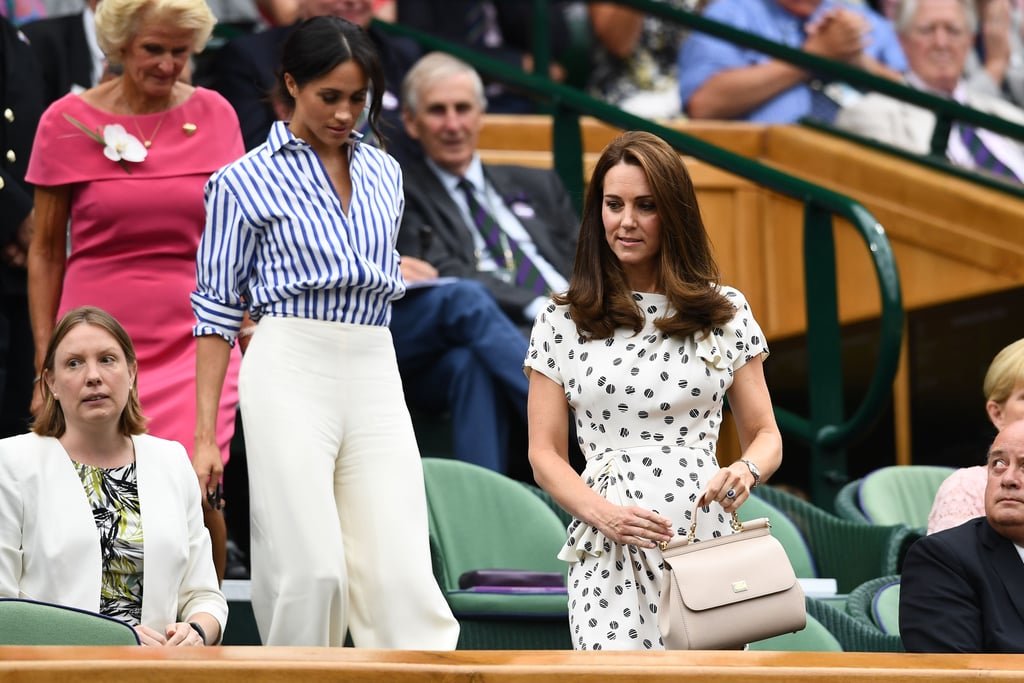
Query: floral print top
[[75, 460, 144, 626]]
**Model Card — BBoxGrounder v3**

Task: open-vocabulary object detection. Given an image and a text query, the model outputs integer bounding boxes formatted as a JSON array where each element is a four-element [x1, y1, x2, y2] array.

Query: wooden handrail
[[1, 647, 1022, 682]]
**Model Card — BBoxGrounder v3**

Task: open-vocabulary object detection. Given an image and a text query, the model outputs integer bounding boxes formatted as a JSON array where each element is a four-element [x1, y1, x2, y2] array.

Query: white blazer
[[0, 432, 227, 637]]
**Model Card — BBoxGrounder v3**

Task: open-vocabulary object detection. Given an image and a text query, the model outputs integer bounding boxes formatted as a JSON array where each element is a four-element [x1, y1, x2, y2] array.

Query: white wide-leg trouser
[[239, 316, 459, 648]]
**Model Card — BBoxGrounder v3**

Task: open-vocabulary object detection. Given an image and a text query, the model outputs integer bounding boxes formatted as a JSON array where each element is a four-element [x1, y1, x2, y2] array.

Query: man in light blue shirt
[[678, 0, 907, 123]]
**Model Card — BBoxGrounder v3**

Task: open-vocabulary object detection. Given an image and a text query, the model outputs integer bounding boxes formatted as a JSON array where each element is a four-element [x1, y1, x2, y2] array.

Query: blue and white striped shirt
[[192, 122, 406, 342]]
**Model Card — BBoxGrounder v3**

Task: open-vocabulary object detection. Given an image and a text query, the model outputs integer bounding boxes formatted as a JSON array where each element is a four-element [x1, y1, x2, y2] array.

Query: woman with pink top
[[927, 338, 1024, 533]]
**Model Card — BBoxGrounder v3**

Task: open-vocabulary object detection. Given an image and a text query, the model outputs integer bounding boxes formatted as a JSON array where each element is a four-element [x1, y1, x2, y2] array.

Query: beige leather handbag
[[658, 505, 806, 650]]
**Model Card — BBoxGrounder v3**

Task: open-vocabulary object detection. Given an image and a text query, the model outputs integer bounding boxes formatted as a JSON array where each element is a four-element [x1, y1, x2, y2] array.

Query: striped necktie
[[457, 178, 550, 296], [958, 124, 1021, 183]]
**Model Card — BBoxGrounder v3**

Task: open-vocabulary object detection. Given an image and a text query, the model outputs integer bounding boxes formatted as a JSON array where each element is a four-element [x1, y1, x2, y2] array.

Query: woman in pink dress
[[26, 0, 243, 579]]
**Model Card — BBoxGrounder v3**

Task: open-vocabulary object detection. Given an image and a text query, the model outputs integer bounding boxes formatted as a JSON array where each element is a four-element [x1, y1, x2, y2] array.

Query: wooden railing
[[2, 647, 1024, 682]]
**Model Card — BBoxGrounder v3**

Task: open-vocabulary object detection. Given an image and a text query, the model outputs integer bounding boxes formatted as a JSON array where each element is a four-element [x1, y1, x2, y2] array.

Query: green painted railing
[[374, 5, 904, 508]]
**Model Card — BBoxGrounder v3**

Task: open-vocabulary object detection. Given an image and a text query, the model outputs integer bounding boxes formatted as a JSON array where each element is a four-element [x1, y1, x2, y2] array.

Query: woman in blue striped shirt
[[190, 16, 458, 648]]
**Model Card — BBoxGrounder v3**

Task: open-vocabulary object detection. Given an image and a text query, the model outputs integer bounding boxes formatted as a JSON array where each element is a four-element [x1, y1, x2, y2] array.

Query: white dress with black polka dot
[[525, 287, 768, 650]]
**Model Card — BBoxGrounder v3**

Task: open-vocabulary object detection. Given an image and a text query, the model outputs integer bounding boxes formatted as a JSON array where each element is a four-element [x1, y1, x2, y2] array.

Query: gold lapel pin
[[182, 123, 198, 136]]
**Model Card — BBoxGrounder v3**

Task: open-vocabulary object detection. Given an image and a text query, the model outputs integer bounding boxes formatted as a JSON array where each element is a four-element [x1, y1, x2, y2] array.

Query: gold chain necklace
[[126, 103, 170, 149]]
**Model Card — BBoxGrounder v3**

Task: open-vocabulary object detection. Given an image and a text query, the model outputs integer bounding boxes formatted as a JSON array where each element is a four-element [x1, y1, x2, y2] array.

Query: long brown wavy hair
[[557, 130, 735, 339]]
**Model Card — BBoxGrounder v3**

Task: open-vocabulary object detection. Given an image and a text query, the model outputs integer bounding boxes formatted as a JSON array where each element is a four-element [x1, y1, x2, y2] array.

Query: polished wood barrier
[[2, 647, 1024, 682]]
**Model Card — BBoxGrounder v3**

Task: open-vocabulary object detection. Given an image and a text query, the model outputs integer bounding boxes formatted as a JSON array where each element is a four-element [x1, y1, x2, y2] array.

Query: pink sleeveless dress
[[27, 88, 244, 465]]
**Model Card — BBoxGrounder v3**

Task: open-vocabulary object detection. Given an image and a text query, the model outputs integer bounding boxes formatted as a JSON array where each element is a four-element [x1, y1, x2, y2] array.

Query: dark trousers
[[390, 279, 530, 474]]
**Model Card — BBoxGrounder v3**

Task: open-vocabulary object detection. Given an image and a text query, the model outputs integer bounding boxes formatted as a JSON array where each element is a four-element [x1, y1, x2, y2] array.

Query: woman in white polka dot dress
[[524, 130, 782, 651]]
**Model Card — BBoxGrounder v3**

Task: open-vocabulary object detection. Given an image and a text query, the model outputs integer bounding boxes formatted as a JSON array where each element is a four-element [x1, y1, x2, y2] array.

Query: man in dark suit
[[397, 51, 578, 329], [900, 418, 1024, 653], [22, 0, 101, 105], [391, 51, 579, 478], [212, 0, 419, 159], [0, 16, 46, 437]]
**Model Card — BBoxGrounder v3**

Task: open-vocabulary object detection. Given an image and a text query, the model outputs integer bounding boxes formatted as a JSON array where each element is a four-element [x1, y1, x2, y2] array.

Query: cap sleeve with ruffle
[[523, 299, 570, 387], [709, 286, 769, 372]]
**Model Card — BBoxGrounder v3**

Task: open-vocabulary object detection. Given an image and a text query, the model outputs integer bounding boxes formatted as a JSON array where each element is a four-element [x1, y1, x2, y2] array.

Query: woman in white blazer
[[0, 306, 226, 646]]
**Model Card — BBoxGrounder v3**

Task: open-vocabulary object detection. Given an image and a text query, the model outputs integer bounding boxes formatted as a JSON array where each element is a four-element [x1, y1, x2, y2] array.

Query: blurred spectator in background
[[928, 338, 1024, 534], [22, 0, 103, 105], [395, 0, 583, 113], [0, 15, 45, 438], [964, 0, 1024, 107], [678, 0, 906, 123], [398, 51, 577, 334], [836, 0, 1024, 184], [587, 0, 698, 119], [0, 0, 45, 24]]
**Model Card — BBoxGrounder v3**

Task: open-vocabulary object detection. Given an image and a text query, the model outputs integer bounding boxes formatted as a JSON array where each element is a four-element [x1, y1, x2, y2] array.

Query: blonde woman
[[26, 0, 245, 579], [928, 338, 1024, 534]]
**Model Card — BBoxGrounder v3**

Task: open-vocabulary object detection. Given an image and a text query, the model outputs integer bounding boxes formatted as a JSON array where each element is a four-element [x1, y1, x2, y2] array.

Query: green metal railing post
[[552, 112, 584, 215], [804, 204, 847, 507]]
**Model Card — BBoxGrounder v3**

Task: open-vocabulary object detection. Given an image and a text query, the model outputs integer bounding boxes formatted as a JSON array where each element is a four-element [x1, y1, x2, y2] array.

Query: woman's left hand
[[700, 461, 756, 513], [134, 622, 205, 646], [166, 622, 205, 647]]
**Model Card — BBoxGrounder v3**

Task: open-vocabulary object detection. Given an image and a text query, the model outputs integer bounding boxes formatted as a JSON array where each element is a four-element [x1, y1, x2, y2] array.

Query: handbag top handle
[[660, 502, 746, 550]]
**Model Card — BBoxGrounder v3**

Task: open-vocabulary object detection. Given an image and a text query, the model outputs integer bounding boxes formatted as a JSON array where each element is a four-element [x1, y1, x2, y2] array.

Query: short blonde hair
[[95, 0, 216, 66], [33, 306, 148, 438], [984, 338, 1024, 405]]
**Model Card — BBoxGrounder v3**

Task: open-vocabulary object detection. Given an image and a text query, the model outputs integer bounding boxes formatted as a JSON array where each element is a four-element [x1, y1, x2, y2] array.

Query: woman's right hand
[[594, 503, 674, 549], [134, 624, 168, 646]]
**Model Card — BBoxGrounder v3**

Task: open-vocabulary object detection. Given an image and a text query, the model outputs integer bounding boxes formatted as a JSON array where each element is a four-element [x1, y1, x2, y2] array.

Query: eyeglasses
[[909, 23, 969, 39]]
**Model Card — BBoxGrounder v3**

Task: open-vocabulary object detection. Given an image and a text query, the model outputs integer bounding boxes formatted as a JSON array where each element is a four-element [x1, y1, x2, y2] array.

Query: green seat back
[[0, 598, 140, 645], [806, 597, 904, 652], [845, 574, 901, 637], [755, 485, 911, 594], [873, 581, 901, 635], [858, 466, 955, 528], [421, 458, 568, 593], [737, 494, 817, 579], [833, 479, 870, 523], [748, 613, 842, 652]]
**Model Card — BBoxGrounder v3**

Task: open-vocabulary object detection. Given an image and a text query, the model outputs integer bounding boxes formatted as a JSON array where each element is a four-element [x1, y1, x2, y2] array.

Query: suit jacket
[[834, 83, 1024, 157], [397, 154, 579, 325], [899, 517, 1024, 653], [0, 18, 45, 295], [21, 11, 92, 106], [0, 433, 228, 637], [213, 22, 420, 160]]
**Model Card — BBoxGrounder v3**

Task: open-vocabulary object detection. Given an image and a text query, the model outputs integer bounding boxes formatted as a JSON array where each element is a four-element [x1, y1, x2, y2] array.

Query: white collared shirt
[[82, 6, 104, 91], [909, 71, 1024, 182], [193, 122, 406, 341]]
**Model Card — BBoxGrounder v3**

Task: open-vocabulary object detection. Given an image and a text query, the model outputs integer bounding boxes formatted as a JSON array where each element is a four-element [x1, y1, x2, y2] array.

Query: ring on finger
[[726, 488, 736, 499]]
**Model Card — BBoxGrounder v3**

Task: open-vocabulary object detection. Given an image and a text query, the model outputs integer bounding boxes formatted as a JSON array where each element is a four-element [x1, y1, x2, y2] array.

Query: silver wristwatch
[[739, 459, 761, 488]]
